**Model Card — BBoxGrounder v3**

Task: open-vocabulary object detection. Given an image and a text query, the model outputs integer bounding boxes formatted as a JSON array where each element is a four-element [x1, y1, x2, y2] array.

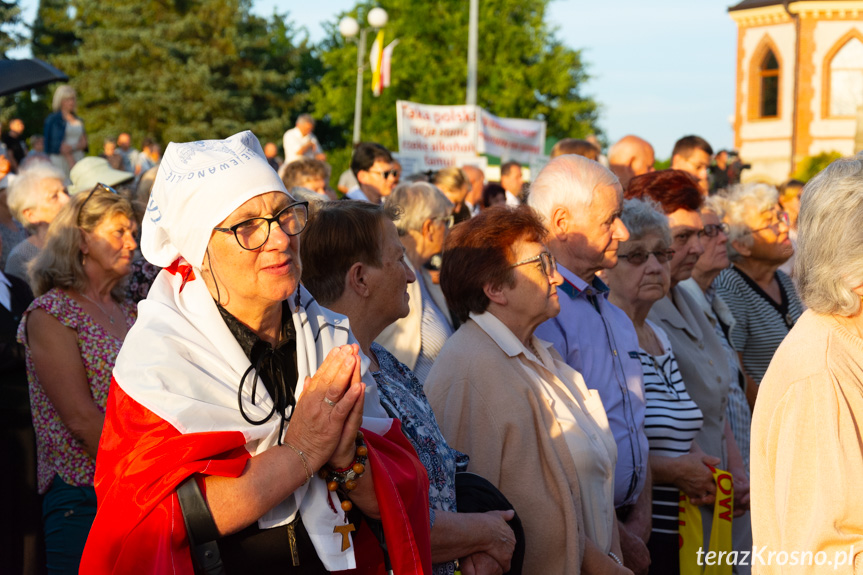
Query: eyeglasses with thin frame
[[699, 223, 729, 238], [510, 251, 557, 279], [78, 183, 119, 225], [367, 169, 400, 180], [213, 201, 309, 250], [749, 211, 789, 235], [618, 249, 676, 266]]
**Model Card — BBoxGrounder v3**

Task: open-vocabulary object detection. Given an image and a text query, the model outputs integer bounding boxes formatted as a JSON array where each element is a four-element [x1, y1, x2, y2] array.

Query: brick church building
[[729, 0, 863, 183]]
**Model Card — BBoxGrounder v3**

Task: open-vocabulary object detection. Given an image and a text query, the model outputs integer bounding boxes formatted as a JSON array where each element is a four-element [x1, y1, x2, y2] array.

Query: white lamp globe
[[367, 7, 388, 28], [338, 16, 360, 38]]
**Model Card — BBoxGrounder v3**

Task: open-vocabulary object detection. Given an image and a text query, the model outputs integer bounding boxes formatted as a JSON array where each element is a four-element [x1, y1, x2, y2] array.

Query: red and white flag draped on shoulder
[[80, 259, 431, 575]]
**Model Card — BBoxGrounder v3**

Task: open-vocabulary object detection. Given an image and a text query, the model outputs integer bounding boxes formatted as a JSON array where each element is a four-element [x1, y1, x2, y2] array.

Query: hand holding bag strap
[[177, 476, 226, 575]]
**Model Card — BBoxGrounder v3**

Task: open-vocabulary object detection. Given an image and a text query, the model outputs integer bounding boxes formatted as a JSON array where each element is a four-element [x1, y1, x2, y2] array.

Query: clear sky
[[12, 0, 740, 159]]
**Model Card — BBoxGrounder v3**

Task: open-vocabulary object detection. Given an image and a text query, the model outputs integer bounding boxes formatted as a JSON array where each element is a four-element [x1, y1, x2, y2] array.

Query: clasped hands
[[283, 344, 365, 472]]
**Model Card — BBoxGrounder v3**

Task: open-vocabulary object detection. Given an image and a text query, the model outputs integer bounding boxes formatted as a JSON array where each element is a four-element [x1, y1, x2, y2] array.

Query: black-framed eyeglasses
[[749, 211, 790, 234], [618, 249, 676, 265], [78, 183, 119, 224], [699, 223, 729, 238], [213, 201, 309, 250], [510, 251, 557, 278], [368, 169, 400, 180]]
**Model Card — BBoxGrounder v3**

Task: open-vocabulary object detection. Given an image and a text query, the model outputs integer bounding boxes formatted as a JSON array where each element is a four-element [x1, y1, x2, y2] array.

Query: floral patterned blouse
[[370, 343, 469, 575], [18, 288, 137, 493]]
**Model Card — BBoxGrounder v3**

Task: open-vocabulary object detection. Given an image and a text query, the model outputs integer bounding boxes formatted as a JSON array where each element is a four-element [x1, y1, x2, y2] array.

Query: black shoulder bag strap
[[177, 476, 226, 575]]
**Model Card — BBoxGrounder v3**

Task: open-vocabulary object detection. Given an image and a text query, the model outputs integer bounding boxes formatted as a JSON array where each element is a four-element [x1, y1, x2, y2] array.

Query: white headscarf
[[142, 130, 285, 268]]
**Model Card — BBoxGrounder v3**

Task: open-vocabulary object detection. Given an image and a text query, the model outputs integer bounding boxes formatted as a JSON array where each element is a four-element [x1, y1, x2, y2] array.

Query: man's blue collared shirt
[[535, 264, 648, 508]]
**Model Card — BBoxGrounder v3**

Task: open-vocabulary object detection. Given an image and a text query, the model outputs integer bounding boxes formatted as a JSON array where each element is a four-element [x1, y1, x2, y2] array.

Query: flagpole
[[340, 8, 388, 146], [466, 0, 478, 106], [353, 27, 367, 146]]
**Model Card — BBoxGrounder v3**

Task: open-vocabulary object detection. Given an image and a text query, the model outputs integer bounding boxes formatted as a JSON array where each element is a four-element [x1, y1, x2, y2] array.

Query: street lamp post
[[339, 7, 388, 146]]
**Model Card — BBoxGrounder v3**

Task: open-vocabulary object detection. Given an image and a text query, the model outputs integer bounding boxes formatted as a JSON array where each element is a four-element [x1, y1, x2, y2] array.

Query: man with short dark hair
[[671, 135, 713, 193], [347, 142, 397, 205], [499, 161, 522, 206]]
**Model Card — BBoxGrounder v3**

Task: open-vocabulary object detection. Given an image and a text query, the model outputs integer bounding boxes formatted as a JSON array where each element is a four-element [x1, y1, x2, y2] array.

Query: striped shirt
[[714, 267, 804, 386], [640, 320, 704, 535]]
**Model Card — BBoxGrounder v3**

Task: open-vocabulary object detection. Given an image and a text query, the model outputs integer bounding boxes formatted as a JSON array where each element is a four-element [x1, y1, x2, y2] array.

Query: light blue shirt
[[534, 264, 648, 508]]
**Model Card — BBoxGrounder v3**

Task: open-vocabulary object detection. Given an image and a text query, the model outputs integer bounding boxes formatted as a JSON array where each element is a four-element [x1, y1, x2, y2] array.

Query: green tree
[[0, 0, 23, 56], [31, 0, 80, 61], [793, 151, 842, 183], [36, 0, 317, 150], [311, 0, 600, 165]]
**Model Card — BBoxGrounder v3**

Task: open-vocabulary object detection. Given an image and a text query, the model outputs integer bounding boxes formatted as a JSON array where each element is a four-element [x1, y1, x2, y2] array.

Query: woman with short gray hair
[[713, 183, 803, 404], [5, 163, 69, 281], [605, 199, 715, 575], [751, 154, 863, 566], [377, 181, 454, 382]]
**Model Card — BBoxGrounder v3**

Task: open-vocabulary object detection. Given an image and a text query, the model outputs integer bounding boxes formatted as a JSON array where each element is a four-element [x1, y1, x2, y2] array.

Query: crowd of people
[[1, 84, 861, 575]]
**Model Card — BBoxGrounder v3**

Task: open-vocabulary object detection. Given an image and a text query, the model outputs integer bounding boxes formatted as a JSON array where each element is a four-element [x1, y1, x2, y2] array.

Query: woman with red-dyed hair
[[425, 206, 630, 574], [628, 170, 751, 569]]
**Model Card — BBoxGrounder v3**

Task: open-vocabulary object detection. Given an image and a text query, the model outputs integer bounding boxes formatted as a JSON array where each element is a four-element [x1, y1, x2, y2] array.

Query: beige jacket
[[425, 315, 587, 574], [751, 310, 863, 573], [375, 259, 452, 370], [649, 285, 732, 466]]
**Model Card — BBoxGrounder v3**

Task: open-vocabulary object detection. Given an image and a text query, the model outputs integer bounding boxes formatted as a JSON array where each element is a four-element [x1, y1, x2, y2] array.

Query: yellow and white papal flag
[[370, 31, 399, 97]]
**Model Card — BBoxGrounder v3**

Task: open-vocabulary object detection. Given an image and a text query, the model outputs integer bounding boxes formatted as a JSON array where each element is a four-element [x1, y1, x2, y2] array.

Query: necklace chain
[[80, 292, 118, 325]]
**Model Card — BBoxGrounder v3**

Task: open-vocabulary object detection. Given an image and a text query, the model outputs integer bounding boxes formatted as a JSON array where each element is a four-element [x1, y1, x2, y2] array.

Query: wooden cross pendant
[[334, 523, 356, 552]]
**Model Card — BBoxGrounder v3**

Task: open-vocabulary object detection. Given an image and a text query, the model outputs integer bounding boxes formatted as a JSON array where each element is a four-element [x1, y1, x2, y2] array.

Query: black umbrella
[[0, 57, 69, 97]]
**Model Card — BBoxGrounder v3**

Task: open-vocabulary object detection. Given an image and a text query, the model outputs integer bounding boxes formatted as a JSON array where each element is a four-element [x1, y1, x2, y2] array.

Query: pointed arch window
[[828, 37, 863, 117], [759, 49, 780, 118]]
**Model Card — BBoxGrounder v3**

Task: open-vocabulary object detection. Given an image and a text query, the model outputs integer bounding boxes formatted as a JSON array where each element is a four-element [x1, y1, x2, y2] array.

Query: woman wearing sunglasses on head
[[603, 198, 716, 575], [17, 183, 137, 573]]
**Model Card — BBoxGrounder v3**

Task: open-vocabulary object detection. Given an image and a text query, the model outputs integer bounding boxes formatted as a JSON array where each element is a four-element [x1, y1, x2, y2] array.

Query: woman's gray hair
[[7, 163, 66, 231], [527, 154, 620, 224], [385, 181, 452, 235], [52, 84, 77, 112], [620, 198, 671, 247], [29, 188, 135, 299], [795, 154, 863, 316], [718, 182, 780, 262], [702, 194, 727, 220]]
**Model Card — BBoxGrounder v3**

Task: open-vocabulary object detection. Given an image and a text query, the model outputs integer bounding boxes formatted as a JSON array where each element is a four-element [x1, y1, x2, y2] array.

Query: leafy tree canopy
[[0, 0, 23, 56], [311, 0, 600, 153], [28, 0, 318, 150]]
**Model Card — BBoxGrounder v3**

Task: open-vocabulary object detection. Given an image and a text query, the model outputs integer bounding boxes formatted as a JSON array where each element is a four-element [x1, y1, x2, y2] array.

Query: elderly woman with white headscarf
[[80, 132, 431, 575], [750, 155, 863, 571]]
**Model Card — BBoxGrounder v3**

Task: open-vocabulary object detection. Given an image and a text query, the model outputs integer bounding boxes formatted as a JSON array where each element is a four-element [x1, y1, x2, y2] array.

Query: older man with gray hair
[[282, 113, 326, 165], [376, 182, 455, 383], [529, 154, 652, 574]]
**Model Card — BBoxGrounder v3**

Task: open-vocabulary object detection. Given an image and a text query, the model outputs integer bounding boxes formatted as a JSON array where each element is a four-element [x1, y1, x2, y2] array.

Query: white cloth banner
[[396, 100, 478, 171], [477, 108, 546, 163], [396, 100, 546, 169]]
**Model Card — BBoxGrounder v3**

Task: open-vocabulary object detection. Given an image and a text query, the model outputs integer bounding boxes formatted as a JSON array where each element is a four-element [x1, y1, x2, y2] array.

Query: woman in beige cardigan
[[425, 206, 631, 575], [751, 155, 863, 571]]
